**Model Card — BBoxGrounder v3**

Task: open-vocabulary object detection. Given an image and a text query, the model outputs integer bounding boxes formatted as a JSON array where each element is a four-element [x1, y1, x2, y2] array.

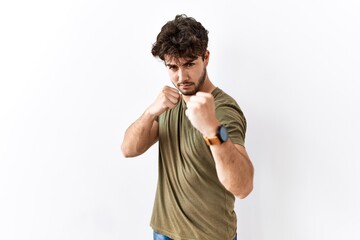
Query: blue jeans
[[153, 231, 237, 240]]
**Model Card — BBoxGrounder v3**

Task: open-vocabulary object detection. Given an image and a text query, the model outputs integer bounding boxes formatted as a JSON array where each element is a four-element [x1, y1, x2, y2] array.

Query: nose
[[178, 68, 188, 82]]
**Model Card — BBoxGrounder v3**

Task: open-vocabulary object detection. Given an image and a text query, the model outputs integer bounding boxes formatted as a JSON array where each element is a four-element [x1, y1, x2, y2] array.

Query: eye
[[167, 65, 178, 71], [185, 62, 195, 68]]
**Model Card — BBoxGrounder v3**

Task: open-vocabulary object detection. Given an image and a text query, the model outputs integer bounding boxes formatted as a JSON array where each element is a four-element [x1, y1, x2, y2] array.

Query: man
[[121, 14, 254, 240]]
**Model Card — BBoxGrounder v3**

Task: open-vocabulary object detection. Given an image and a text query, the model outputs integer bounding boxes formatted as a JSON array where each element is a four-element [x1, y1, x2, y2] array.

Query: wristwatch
[[203, 125, 229, 146]]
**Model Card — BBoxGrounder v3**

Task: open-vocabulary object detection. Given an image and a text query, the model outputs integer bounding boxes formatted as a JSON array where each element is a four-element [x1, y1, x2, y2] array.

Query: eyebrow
[[165, 59, 196, 68], [165, 63, 177, 68]]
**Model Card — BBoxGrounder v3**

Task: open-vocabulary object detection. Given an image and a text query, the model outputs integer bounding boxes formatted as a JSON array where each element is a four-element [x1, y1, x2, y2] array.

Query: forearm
[[121, 110, 158, 157], [211, 141, 254, 199]]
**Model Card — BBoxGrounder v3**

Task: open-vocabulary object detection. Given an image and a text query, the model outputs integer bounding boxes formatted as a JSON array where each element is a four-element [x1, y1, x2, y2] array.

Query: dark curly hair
[[151, 14, 209, 61]]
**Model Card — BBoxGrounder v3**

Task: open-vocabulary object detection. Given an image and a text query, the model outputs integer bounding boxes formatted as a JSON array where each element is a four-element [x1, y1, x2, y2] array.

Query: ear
[[204, 50, 210, 65]]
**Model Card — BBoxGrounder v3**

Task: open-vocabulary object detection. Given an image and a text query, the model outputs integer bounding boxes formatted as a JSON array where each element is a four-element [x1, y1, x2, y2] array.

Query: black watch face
[[219, 125, 229, 142]]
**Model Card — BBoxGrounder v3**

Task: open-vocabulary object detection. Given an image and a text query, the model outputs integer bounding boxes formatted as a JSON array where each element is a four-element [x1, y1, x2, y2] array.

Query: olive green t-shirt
[[150, 87, 246, 240]]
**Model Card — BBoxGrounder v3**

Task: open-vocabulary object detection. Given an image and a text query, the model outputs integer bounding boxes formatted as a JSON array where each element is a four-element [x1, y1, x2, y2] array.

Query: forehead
[[164, 55, 199, 65]]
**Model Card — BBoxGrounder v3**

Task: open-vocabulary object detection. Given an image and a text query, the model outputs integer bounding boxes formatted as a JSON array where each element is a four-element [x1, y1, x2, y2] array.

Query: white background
[[1, 0, 359, 239]]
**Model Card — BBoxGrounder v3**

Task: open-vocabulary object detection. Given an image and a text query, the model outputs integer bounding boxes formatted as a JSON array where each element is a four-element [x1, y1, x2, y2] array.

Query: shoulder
[[212, 87, 243, 114]]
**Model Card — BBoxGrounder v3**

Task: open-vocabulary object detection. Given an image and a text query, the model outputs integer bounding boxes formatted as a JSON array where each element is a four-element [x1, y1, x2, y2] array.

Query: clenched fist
[[185, 92, 220, 137], [147, 86, 181, 118]]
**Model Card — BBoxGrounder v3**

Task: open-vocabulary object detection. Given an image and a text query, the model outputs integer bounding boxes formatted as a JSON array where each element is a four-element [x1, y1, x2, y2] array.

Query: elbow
[[235, 164, 255, 199], [121, 143, 134, 158], [121, 145, 129, 158], [235, 183, 253, 199], [121, 142, 144, 158], [222, 178, 253, 199]]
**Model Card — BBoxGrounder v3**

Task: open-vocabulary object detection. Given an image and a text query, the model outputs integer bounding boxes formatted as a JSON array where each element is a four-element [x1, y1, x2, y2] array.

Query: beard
[[177, 68, 207, 96]]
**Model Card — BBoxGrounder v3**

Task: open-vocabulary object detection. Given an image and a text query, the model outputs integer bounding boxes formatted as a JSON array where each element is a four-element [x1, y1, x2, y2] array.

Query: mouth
[[178, 82, 194, 88]]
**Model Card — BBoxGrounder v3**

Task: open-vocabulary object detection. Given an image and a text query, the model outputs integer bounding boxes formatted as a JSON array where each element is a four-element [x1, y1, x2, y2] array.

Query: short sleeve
[[212, 88, 247, 146]]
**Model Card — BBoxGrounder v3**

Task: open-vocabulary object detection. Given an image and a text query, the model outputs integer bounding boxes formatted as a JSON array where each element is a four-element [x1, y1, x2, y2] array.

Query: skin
[[121, 50, 254, 198]]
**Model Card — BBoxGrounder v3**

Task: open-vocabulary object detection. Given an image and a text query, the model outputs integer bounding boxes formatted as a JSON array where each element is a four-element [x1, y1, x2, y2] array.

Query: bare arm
[[210, 142, 254, 198], [121, 111, 159, 157], [185, 92, 254, 198], [121, 86, 181, 158]]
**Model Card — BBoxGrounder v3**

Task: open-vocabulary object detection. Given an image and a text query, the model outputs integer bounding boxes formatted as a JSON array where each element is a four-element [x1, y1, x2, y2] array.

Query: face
[[164, 53, 209, 96]]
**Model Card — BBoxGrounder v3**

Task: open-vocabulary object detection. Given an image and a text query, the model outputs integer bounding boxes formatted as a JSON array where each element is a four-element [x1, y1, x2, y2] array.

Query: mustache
[[177, 81, 194, 86]]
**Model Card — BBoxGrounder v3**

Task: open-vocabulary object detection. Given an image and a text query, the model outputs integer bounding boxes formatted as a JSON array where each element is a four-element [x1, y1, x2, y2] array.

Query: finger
[[163, 86, 180, 96], [184, 108, 193, 119], [195, 92, 213, 102], [195, 92, 211, 97], [189, 95, 206, 104], [163, 98, 178, 110], [163, 88, 180, 101], [166, 94, 180, 105], [186, 101, 201, 110]]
